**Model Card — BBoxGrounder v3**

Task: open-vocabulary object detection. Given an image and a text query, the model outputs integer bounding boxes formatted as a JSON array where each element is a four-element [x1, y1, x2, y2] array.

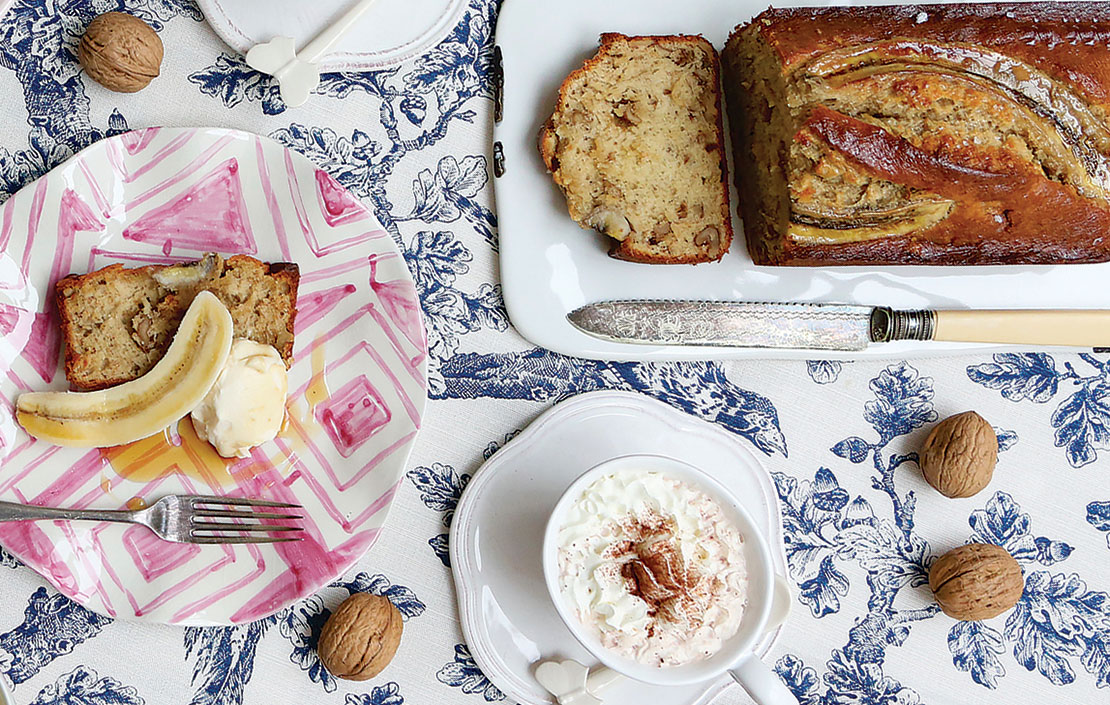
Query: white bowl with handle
[[541, 454, 795, 704]]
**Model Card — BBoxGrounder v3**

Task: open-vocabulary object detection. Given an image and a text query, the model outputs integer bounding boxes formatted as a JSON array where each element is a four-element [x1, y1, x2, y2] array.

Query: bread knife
[[566, 300, 1110, 350]]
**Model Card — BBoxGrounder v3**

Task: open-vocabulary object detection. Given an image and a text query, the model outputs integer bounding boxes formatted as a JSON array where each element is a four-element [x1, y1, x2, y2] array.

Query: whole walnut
[[78, 12, 163, 93], [919, 411, 997, 498], [317, 593, 403, 681], [929, 543, 1023, 620]]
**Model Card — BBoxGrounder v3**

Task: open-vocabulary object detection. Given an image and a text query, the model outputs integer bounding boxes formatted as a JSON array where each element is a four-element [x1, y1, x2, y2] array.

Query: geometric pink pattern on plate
[[316, 375, 391, 458], [123, 158, 256, 255], [315, 169, 370, 227], [0, 127, 426, 625]]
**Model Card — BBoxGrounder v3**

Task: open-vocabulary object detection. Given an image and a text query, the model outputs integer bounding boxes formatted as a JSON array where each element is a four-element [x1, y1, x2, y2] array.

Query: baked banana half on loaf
[[540, 33, 732, 264], [723, 2, 1110, 266]]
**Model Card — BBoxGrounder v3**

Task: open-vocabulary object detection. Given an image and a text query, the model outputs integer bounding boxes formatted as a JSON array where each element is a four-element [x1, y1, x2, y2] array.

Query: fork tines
[[190, 495, 302, 509], [188, 495, 305, 544]]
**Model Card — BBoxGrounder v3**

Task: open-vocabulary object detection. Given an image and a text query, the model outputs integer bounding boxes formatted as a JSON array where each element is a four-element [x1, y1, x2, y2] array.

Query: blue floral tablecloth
[[0, 2, 1108, 704]]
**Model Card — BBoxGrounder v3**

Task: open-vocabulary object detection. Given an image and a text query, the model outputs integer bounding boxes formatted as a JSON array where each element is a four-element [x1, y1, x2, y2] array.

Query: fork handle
[[0, 501, 136, 524]]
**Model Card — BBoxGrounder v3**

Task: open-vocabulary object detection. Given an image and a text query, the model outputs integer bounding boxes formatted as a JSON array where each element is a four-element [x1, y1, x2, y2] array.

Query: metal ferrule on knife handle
[[869, 308, 937, 343]]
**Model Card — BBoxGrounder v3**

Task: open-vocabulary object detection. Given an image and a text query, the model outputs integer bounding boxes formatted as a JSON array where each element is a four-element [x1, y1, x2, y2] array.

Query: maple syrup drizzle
[[99, 419, 266, 487], [98, 340, 329, 490]]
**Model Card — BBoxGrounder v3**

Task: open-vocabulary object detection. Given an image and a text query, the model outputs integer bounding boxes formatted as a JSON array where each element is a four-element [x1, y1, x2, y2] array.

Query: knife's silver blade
[[567, 300, 874, 350]]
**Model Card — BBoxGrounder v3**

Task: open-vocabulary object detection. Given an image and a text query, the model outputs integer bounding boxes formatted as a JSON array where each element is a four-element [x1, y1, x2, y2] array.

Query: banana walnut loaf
[[56, 254, 298, 390], [540, 33, 732, 264], [723, 2, 1110, 266]]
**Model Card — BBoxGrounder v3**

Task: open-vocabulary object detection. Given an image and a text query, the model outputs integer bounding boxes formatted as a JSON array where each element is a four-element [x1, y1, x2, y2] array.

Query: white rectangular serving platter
[[493, 0, 1108, 361]]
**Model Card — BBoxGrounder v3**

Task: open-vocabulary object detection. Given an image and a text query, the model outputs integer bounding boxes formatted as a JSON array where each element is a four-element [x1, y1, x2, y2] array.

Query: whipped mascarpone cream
[[557, 470, 748, 667], [190, 339, 288, 458]]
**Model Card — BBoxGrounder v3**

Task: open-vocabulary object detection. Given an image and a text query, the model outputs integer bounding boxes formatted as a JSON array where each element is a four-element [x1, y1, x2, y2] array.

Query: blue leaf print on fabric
[[995, 427, 1018, 451], [1005, 571, 1110, 687], [968, 492, 1073, 567], [949, 621, 1006, 688], [402, 156, 497, 247], [970, 353, 1110, 467], [405, 0, 496, 103], [822, 646, 921, 705], [400, 231, 508, 394], [436, 644, 504, 701], [0, 0, 150, 203], [772, 469, 850, 617], [797, 555, 850, 618], [864, 362, 938, 441], [968, 491, 1038, 562], [278, 596, 335, 693], [773, 654, 821, 705], [837, 519, 931, 595], [406, 462, 470, 527], [967, 353, 1060, 402], [955, 492, 1110, 689], [189, 54, 286, 114], [1088, 501, 1110, 549], [429, 534, 451, 567], [28, 665, 143, 705], [184, 620, 272, 705], [436, 349, 787, 456], [806, 360, 844, 385], [0, 587, 112, 685], [407, 463, 471, 565], [346, 682, 404, 705], [1051, 383, 1110, 467], [407, 156, 488, 222]]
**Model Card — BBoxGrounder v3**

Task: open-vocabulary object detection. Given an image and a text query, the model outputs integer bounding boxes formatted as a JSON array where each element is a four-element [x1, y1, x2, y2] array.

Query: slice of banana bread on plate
[[539, 33, 732, 264], [56, 253, 298, 390]]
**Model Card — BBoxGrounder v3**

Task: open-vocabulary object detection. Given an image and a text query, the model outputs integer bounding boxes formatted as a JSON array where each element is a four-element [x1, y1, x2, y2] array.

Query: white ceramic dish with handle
[[542, 454, 795, 704]]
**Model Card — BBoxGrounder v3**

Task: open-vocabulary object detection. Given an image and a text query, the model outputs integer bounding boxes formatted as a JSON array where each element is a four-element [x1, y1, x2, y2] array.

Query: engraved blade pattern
[[567, 300, 874, 350]]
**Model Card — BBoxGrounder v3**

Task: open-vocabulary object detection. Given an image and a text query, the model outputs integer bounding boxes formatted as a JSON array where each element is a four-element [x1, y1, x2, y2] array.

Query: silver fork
[[0, 495, 304, 544]]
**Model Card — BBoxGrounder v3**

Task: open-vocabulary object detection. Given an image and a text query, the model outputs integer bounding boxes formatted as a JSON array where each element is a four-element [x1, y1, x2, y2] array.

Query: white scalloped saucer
[[449, 390, 789, 705]]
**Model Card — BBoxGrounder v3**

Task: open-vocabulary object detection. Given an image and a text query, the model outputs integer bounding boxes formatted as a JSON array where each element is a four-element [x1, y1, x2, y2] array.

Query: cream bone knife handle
[[871, 307, 1110, 348]]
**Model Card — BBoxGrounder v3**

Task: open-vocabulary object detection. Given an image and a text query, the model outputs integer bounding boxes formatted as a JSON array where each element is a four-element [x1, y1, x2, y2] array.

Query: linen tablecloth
[[1, 2, 1108, 704]]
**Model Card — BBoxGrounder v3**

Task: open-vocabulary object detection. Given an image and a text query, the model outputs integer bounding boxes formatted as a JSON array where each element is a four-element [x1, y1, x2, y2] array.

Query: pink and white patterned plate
[[0, 127, 427, 625]]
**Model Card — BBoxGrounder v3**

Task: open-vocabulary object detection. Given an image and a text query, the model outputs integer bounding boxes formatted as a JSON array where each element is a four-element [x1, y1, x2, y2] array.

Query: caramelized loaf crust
[[540, 33, 733, 264], [56, 254, 298, 390], [723, 2, 1110, 266]]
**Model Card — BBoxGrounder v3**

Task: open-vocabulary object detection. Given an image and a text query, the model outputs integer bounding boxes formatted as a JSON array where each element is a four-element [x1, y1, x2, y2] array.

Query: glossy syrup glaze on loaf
[[723, 2, 1110, 265]]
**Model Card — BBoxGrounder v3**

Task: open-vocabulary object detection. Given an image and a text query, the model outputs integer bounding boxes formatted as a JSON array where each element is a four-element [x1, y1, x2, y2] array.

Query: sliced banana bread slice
[[56, 253, 298, 390], [539, 33, 732, 264]]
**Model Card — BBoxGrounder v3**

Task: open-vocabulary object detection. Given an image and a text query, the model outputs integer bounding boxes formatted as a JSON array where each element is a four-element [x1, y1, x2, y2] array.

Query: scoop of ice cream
[[190, 339, 287, 458]]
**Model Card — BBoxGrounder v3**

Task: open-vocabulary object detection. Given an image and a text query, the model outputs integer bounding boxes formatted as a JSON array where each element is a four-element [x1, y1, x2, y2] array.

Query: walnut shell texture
[[78, 12, 163, 93], [317, 593, 403, 681], [929, 543, 1024, 621], [919, 411, 997, 498]]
